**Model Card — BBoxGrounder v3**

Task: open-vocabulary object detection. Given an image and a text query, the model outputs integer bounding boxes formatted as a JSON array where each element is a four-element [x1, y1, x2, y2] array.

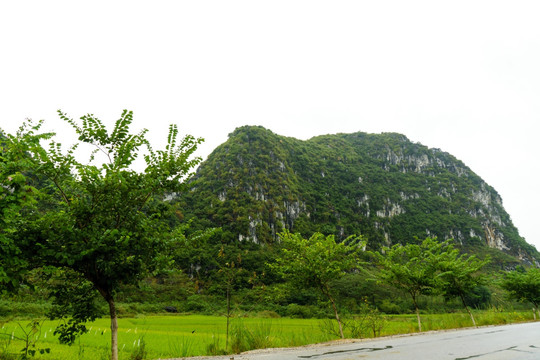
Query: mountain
[[177, 125, 538, 265]]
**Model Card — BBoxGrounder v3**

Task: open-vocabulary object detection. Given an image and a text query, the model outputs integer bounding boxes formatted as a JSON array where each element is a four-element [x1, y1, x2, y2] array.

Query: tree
[[436, 245, 489, 327], [216, 245, 245, 350], [500, 266, 540, 319], [376, 238, 444, 332], [0, 120, 52, 292], [10, 110, 203, 360], [271, 231, 365, 339]]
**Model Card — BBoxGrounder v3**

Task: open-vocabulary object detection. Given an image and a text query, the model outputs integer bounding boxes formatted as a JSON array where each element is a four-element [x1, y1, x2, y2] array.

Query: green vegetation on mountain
[[178, 125, 538, 265]]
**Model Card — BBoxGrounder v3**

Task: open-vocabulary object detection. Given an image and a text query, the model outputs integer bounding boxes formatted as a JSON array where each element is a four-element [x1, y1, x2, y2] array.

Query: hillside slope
[[178, 126, 538, 265]]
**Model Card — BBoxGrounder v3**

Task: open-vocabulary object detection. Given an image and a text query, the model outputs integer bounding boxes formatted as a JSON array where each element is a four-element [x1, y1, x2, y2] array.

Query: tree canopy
[[436, 244, 489, 327], [2, 110, 203, 360], [0, 120, 52, 292], [376, 237, 445, 331], [271, 231, 365, 338], [500, 266, 540, 317]]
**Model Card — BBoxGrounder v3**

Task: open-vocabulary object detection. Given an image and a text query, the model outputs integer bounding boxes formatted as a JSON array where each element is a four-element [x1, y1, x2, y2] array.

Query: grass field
[[0, 310, 535, 360]]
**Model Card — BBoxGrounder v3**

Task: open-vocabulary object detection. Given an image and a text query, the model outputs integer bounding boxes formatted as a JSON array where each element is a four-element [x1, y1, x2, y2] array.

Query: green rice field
[[0, 310, 535, 360]]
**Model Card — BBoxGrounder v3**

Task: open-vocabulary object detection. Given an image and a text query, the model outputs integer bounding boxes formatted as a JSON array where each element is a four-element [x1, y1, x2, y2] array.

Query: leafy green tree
[[436, 245, 489, 327], [0, 120, 52, 292], [500, 266, 540, 319], [376, 238, 445, 332], [271, 231, 365, 338], [10, 110, 202, 360]]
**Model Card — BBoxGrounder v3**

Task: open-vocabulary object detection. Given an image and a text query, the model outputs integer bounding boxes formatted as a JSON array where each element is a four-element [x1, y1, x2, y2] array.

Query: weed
[[230, 319, 273, 353], [168, 334, 195, 357], [14, 319, 50, 359], [0, 329, 15, 360], [129, 337, 147, 360], [318, 318, 341, 339], [205, 333, 226, 355]]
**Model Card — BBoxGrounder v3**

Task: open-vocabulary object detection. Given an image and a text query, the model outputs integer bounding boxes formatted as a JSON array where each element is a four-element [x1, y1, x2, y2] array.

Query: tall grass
[[229, 318, 273, 353], [167, 334, 196, 358]]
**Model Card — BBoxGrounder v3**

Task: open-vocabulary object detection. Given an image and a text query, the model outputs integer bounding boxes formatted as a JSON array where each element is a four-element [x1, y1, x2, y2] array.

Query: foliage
[[165, 125, 536, 313], [47, 270, 102, 344], [500, 266, 540, 315], [375, 237, 446, 331], [436, 244, 490, 327], [375, 237, 490, 329], [5, 110, 203, 360], [270, 231, 365, 338], [272, 232, 364, 295], [345, 301, 387, 338], [463, 285, 492, 310], [0, 319, 51, 359], [0, 120, 52, 293]]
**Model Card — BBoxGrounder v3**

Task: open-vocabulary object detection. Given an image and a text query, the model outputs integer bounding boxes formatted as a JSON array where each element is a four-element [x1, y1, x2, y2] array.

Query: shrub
[[285, 304, 324, 319], [464, 286, 492, 310], [184, 295, 212, 313], [0, 301, 51, 318], [378, 299, 405, 314], [257, 310, 280, 318]]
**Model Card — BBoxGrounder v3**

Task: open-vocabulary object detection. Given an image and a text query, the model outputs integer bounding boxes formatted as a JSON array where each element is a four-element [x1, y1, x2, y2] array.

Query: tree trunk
[[327, 291, 344, 339], [226, 286, 231, 350], [460, 293, 476, 327], [412, 295, 422, 332], [108, 297, 119, 360], [96, 286, 119, 360]]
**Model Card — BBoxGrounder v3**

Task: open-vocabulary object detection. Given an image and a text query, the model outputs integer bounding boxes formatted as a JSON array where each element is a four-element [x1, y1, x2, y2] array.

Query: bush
[[285, 304, 325, 319], [464, 286, 492, 310], [378, 299, 405, 314], [116, 303, 163, 317], [257, 310, 280, 318], [0, 301, 50, 318], [184, 295, 212, 313]]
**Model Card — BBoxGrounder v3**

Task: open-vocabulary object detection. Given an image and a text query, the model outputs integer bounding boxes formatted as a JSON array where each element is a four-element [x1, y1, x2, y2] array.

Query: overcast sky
[[1, 1, 539, 249]]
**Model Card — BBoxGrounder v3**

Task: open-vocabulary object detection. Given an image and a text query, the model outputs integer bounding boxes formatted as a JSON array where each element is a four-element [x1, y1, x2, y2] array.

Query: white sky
[[1, 1, 539, 249]]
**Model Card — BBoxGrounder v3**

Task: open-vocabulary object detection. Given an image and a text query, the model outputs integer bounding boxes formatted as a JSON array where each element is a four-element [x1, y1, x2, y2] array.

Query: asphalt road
[[189, 322, 540, 360]]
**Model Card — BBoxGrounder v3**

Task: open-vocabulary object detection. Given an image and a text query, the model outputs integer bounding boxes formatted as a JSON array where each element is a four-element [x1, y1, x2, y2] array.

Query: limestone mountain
[[177, 125, 538, 265]]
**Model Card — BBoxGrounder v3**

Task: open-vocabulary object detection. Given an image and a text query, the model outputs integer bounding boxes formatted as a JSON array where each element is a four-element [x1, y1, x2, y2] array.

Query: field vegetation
[[0, 309, 535, 360]]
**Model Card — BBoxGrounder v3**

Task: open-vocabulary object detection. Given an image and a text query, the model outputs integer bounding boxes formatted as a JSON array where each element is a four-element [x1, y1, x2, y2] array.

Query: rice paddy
[[0, 310, 534, 359]]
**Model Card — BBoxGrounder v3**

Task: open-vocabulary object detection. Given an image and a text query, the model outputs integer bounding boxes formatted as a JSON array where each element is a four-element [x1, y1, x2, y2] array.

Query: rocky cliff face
[[178, 126, 538, 264]]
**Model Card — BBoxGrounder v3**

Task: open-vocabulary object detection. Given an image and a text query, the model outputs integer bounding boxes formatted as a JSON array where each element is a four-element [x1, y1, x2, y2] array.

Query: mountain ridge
[[178, 125, 538, 265]]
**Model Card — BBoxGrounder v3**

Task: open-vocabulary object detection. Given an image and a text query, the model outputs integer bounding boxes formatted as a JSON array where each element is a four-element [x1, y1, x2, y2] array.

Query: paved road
[[190, 322, 540, 360]]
